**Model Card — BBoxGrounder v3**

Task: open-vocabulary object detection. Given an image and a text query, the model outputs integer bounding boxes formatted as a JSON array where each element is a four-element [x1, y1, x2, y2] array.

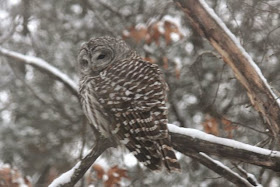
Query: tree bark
[[174, 0, 280, 140]]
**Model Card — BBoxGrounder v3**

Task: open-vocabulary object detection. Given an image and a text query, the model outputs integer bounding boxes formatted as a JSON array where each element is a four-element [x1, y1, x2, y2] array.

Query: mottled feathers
[[78, 36, 180, 172]]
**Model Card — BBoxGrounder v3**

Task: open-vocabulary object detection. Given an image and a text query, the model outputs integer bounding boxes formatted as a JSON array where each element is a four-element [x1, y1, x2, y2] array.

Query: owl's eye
[[97, 54, 106, 60], [80, 59, 89, 68]]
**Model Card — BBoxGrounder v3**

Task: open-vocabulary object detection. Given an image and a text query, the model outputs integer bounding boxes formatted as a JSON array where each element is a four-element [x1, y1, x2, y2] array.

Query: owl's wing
[[94, 59, 169, 140], [94, 59, 181, 172]]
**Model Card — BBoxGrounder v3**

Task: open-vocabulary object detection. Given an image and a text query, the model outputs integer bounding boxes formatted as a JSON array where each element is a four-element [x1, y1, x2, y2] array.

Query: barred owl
[[78, 36, 180, 172]]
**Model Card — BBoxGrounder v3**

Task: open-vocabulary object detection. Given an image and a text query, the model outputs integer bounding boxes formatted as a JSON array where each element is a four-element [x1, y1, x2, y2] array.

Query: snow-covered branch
[[190, 152, 254, 187], [49, 137, 115, 187], [174, 0, 280, 139], [168, 124, 280, 172], [235, 165, 262, 186], [49, 124, 280, 186], [0, 46, 78, 97]]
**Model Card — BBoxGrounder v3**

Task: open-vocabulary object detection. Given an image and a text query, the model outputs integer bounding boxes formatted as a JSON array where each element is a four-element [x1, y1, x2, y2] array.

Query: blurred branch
[[234, 164, 261, 186], [157, 2, 173, 21], [86, 2, 118, 37], [49, 93, 79, 123], [49, 137, 116, 187], [8, 62, 50, 105], [188, 152, 253, 186], [208, 64, 225, 107], [0, 46, 78, 97], [166, 75, 189, 127], [242, 2, 280, 14], [174, 0, 280, 140], [169, 99, 188, 127], [190, 51, 221, 66], [0, 20, 17, 44], [189, 50, 221, 97], [96, 0, 126, 20], [261, 25, 280, 64]]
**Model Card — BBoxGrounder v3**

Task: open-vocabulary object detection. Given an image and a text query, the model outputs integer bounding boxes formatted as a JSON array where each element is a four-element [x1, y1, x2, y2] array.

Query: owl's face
[[78, 36, 131, 76]]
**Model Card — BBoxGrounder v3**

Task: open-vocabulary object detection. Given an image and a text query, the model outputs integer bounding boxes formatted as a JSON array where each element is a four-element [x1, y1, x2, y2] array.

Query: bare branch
[[0, 46, 78, 97], [96, 0, 126, 20], [189, 152, 253, 186], [234, 164, 261, 186], [86, 2, 118, 37], [190, 50, 221, 66], [0, 19, 17, 44], [174, 0, 280, 139]]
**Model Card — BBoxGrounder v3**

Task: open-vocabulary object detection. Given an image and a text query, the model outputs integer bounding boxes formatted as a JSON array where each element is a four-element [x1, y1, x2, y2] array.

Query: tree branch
[[49, 137, 115, 187], [49, 124, 280, 186], [234, 164, 261, 186], [0, 46, 78, 97], [188, 152, 253, 186], [174, 0, 280, 139], [169, 124, 280, 172]]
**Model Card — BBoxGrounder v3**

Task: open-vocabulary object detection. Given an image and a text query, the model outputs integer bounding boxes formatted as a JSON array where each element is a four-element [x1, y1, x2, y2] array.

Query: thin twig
[[189, 152, 253, 186], [234, 164, 261, 186], [96, 0, 126, 20], [86, 2, 118, 37]]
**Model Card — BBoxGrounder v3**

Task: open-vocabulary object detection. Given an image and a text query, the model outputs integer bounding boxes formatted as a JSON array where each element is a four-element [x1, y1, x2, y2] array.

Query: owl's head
[[78, 36, 133, 76]]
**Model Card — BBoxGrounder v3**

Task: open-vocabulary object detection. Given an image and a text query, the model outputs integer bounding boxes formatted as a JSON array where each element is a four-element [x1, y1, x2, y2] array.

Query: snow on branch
[[49, 124, 280, 186], [0, 46, 78, 96], [235, 165, 262, 186], [168, 124, 280, 172], [174, 0, 280, 138], [49, 137, 115, 187], [191, 152, 254, 186], [49, 162, 81, 187]]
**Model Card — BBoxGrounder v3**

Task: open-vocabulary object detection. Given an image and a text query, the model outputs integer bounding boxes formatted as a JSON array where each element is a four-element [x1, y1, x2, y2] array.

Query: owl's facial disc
[[90, 47, 114, 71], [78, 49, 90, 72]]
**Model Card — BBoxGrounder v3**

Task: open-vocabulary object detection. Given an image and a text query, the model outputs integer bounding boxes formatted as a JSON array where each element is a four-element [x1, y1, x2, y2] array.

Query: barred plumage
[[78, 36, 180, 172]]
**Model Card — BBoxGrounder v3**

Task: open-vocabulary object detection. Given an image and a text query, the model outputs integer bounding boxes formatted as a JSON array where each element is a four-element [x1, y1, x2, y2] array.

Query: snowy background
[[0, 0, 280, 186]]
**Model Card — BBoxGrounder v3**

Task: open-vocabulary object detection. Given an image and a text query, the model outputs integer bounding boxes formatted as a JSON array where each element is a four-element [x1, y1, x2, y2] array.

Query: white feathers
[[149, 81, 161, 87], [120, 138, 130, 144], [114, 85, 122, 91], [135, 94, 143, 99], [112, 123, 121, 134], [125, 90, 133, 96], [153, 112, 161, 116]]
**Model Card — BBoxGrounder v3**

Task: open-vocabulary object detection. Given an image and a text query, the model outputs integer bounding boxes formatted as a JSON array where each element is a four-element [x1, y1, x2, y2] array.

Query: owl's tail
[[116, 124, 162, 171], [123, 136, 181, 172], [125, 139, 163, 171], [116, 123, 180, 172], [158, 138, 181, 172], [125, 138, 181, 172]]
